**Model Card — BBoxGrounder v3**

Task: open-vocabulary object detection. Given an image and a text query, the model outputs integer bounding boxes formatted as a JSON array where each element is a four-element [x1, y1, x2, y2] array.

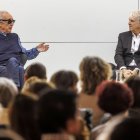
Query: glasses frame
[[0, 19, 15, 24]]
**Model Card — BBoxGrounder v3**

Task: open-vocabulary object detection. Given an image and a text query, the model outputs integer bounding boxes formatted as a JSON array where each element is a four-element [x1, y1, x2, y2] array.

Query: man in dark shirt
[[0, 11, 49, 88]]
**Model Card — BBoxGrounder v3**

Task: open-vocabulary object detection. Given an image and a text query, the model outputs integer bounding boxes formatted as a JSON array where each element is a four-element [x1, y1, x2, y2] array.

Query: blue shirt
[[0, 32, 39, 65]]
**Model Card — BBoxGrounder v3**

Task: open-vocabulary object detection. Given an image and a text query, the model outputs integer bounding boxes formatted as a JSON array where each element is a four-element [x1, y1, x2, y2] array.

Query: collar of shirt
[[132, 32, 140, 38], [131, 33, 140, 53]]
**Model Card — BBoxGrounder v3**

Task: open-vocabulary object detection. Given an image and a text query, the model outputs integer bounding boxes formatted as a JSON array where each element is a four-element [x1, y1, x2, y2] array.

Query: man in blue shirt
[[0, 11, 49, 88]]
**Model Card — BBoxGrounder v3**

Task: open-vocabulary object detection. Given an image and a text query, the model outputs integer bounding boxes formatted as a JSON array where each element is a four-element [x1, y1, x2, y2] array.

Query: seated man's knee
[[8, 57, 18, 63], [7, 57, 20, 67]]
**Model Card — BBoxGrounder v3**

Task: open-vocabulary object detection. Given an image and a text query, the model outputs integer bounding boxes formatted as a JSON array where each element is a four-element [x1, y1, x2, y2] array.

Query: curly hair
[[79, 56, 112, 95]]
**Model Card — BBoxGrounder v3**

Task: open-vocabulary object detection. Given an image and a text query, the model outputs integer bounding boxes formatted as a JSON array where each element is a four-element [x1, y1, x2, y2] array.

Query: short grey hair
[[129, 10, 140, 22], [0, 77, 18, 93], [0, 77, 18, 107]]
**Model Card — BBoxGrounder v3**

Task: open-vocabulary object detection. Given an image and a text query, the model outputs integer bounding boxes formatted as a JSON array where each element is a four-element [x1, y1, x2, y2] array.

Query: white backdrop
[[0, 0, 139, 79]]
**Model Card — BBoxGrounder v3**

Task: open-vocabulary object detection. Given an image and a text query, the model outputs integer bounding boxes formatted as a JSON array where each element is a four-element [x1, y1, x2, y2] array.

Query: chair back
[[20, 53, 27, 65]]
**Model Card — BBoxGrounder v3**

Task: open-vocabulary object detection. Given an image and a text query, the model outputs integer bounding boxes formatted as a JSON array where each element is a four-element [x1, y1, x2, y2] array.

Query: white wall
[[0, 0, 139, 79]]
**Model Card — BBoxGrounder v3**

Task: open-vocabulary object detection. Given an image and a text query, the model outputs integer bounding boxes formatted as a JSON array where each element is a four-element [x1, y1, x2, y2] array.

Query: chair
[[20, 53, 27, 66]]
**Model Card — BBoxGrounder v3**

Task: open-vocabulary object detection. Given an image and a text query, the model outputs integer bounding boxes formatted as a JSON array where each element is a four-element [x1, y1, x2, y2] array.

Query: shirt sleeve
[[18, 36, 39, 60]]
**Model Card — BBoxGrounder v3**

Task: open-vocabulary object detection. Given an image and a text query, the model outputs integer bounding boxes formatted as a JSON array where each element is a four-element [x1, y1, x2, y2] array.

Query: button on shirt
[[129, 33, 140, 66]]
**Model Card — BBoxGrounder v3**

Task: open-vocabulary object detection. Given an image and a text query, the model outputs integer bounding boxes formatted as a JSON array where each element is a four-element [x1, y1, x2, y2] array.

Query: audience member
[[0, 79, 23, 140], [24, 62, 47, 81], [38, 89, 80, 140], [23, 79, 52, 97], [125, 75, 140, 117], [0, 77, 18, 126], [50, 70, 78, 93], [21, 76, 41, 93], [9, 94, 40, 140], [93, 81, 133, 140], [78, 56, 112, 127]]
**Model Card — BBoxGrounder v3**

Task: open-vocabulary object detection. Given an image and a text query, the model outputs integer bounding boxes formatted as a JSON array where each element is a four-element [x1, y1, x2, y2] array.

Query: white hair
[[129, 10, 140, 22], [0, 77, 18, 95]]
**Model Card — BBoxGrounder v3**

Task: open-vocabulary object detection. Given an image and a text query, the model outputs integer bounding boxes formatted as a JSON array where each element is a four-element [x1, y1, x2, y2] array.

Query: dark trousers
[[0, 57, 24, 88]]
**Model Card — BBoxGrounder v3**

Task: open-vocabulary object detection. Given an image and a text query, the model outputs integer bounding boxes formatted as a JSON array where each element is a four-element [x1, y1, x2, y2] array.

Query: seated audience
[[0, 77, 18, 126], [24, 62, 47, 81], [78, 56, 112, 128], [92, 81, 133, 140], [0, 78, 23, 140], [50, 70, 78, 93], [22, 76, 42, 93], [38, 89, 81, 140], [125, 76, 140, 117], [9, 94, 40, 140], [22, 78, 53, 97]]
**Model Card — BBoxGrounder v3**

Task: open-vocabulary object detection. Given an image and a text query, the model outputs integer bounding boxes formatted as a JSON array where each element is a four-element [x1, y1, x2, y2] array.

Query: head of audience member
[[110, 117, 140, 140], [50, 70, 78, 93], [22, 76, 52, 97], [129, 10, 140, 35], [125, 76, 140, 108], [9, 94, 40, 140], [79, 56, 112, 95], [0, 11, 15, 34], [24, 62, 47, 81], [96, 81, 133, 115], [38, 89, 79, 135], [22, 76, 42, 93], [0, 77, 18, 108], [27, 80, 53, 97]]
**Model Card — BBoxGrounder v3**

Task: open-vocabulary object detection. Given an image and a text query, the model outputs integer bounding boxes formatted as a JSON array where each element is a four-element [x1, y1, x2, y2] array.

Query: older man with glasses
[[0, 11, 49, 89]]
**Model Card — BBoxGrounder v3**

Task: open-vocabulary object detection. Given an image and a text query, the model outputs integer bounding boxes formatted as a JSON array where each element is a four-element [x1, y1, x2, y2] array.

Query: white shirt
[[129, 33, 140, 66], [120, 33, 140, 70]]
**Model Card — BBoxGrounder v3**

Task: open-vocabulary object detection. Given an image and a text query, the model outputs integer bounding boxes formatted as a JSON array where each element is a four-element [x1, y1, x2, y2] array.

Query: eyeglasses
[[0, 19, 15, 24]]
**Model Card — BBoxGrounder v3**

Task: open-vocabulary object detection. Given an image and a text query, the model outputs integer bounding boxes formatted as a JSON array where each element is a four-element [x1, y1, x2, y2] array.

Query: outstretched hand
[[36, 43, 49, 52]]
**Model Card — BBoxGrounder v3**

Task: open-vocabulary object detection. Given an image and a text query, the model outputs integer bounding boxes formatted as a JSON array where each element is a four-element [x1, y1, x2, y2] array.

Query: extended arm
[[18, 37, 49, 60]]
